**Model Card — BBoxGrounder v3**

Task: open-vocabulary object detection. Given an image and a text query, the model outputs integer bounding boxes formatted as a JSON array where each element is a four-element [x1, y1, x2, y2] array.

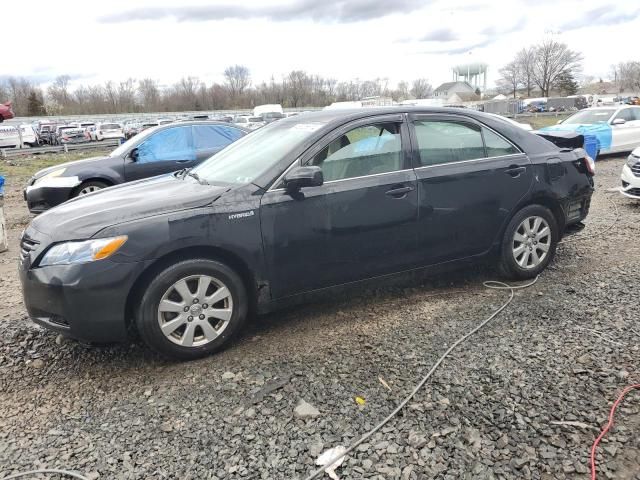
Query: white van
[[0, 124, 38, 148]]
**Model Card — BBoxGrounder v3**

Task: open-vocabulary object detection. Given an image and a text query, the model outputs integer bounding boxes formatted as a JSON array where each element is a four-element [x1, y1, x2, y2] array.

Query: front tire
[[74, 180, 109, 197], [498, 205, 558, 280], [135, 259, 248, 360]]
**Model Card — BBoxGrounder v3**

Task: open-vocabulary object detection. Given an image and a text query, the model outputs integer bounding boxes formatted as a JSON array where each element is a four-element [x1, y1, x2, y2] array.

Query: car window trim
[[413, 152, 524, 171], [267, 114, 407, 192]]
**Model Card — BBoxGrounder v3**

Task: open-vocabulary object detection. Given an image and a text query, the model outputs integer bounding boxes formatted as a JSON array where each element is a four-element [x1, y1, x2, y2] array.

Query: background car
[[541, 105, 640, 154], [92, 122, 124, 141], [233, 115, 265, 130], [19, 108, 594, 359], [24, 121, 248, 213], [55, 125, 90, 145], [621, 146, 640, 199], [0, 101, 14, 122]]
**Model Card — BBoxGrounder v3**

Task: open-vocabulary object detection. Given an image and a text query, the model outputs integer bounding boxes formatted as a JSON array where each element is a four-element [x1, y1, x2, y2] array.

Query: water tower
[[452, 62, 488, 92]]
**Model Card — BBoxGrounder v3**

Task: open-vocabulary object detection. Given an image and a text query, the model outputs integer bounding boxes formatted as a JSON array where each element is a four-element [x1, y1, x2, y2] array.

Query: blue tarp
[[0, 176, 4, 196], [540, 123, 612, 152]]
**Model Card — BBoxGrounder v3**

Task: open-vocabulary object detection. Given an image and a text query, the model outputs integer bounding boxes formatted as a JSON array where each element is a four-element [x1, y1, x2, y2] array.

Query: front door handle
[[385, 185, 414, 198], [176, 160, 190, 163], [505, 165, 526, 177]]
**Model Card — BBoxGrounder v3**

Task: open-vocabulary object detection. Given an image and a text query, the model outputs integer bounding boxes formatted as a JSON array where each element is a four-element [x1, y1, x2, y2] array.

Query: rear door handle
[[505, 165, 526, 177], [385, 185, 414, 198], [176, 159, 190, 163]]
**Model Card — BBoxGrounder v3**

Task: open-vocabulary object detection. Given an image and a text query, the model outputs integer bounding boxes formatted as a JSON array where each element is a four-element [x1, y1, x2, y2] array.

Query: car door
[[611, 107, 640, 151], [260, 115, 419, 299], [409, 114, 532, 265], [124, 126, 196, 181], [192, 124, 246, 164]]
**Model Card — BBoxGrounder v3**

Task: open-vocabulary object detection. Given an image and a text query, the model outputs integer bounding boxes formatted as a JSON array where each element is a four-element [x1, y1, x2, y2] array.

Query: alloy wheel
[[157, 274, 233, 347], [79, 185, 103, 195], [512, 216, 551, 269]]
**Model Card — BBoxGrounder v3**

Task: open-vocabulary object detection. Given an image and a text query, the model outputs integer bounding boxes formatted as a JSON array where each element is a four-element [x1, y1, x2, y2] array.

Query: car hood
[[33, 155, 114, 179], [30, 175, 229, 241]]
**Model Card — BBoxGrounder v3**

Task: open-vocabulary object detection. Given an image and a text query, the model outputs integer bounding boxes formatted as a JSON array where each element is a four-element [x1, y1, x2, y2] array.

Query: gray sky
[[6, 0, 640, 89]]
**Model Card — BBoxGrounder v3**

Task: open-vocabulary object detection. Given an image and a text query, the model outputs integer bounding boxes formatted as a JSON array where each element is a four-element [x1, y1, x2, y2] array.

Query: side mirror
[[612, 118, 626, 125], [284, 166, 323, 192], [129, 147, 139, 161]]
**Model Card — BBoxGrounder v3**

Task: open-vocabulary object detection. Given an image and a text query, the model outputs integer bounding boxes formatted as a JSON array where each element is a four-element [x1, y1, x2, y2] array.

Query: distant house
[[433, 81, 476, 99], [447, 92, 482, 105]]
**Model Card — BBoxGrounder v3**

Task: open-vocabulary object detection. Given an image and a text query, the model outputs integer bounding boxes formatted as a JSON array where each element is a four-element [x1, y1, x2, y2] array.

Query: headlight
[[39, 236, 128, 267], [34, 168, 66, 185], [627, 154, 639, 168]]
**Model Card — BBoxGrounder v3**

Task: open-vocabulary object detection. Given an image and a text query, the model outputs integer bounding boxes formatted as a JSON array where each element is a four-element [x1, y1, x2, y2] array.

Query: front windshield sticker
[[291, 123, 324, 132]]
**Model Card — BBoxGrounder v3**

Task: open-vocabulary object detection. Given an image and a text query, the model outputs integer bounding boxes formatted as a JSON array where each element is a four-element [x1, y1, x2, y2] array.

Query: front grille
[[20, 234, 39, 259], [631, 160, 640, 177], [624, 187, 640, 197]]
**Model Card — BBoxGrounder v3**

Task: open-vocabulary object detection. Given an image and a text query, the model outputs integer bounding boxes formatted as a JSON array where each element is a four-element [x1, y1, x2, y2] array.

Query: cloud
[[560, 5, 640, 30], [98, 0, 428, 24], [480, 16, 527, 36], [423, 37, 495, 55], [420, 28, 458, 42]]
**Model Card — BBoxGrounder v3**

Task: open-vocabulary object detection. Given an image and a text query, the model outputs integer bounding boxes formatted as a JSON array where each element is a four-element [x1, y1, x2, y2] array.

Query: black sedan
[[24, 121, 248, 213], [19, 108, 594, 359]]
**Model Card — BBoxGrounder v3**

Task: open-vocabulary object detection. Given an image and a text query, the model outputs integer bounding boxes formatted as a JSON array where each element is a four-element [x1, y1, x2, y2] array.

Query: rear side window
[[193, 125, 245, 151], [483, 128, 519, 157], [413, 120, 484, 166], [137, 126, 195, 163]]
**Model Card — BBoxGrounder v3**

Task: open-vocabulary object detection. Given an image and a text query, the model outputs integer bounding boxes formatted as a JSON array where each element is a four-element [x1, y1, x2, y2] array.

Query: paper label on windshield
[[291, 123, 323, 132]]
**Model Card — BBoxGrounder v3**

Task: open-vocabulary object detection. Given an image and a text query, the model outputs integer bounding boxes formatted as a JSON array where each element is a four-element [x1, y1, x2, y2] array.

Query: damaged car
[[24, 121, 248, 213], [19, 107, 595, 359]]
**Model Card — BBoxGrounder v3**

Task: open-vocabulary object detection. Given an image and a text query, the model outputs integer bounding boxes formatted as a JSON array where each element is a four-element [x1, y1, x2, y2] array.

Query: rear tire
[[498, 205, 558, 280], [74, 180, 109, 197], [135, 259, 248, 360]]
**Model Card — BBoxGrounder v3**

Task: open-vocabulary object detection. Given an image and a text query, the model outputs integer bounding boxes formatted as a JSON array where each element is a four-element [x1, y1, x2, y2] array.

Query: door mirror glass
[[612, 118, 626, 125], [129, 147, 138, 161], [284, 166, 323, 192]]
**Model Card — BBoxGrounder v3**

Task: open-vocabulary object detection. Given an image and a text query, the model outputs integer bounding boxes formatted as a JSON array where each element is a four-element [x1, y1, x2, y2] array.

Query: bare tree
[[532, 39, 582, 97], [410, 78, 432, 98], [515, 47, 536, 97], [498, 61, 521, 98], [223, 65, 251, 98], [612, 61, 640, 93], [138, 79, 160, 112]]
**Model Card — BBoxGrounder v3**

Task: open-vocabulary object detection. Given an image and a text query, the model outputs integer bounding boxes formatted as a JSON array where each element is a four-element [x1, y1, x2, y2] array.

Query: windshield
[[249, 117, 263, 123], [192, 120, 326, 185], [263, 112, 284, 119], [109, 125, 160, 157], [101, 123, 121, 130], [563, 109, 615, 125], [235, 117, 248, 123]]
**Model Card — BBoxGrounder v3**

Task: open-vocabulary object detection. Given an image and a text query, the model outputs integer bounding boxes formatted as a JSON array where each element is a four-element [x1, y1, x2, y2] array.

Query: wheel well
[[124, 246, 258, 336], [530, 197, 566, 232]]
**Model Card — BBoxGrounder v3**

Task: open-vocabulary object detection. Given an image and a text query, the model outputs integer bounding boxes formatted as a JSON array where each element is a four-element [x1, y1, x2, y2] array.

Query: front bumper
[[24, 176, 82, 213], [19, 247, 151, 343], [621, 164, 640, 199]]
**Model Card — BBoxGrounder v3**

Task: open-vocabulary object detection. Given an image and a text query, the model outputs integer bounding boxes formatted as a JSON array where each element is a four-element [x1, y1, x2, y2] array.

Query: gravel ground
[[0, 154, 638, 479]]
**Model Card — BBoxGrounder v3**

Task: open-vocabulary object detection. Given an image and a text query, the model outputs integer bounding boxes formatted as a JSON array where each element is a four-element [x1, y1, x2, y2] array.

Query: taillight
[[62, 135, 69, 140], [583, 155, 596, 176]]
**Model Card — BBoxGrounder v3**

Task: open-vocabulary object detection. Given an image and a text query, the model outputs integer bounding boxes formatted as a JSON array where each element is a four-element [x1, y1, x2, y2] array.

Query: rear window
[[235, 117, 248, 123], [101, 123, 121, 129], [249, 117, 263, 123]]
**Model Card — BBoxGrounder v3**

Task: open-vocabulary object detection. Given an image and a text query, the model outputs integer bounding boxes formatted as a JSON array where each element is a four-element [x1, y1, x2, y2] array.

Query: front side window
[[309, 123, 403, 182], [413, 120, 484, 166], [483, 128, 519, 157], [137, 126, 195, 163], [193, 125, 244, 151], [614, 109, 634, 122]]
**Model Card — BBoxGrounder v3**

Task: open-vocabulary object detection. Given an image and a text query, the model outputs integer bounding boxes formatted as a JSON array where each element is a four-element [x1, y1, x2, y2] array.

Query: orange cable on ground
[[590, 383, 640, 480]]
